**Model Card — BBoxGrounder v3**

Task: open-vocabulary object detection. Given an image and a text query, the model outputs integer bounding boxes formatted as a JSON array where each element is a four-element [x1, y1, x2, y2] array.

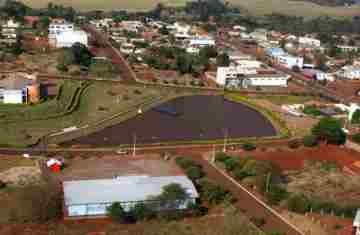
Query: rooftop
[[63, 176, 199, 206], [0, 76, 35, 90]]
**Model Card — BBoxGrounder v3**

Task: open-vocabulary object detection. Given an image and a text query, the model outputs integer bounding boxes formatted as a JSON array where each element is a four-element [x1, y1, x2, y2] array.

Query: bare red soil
[[246, 145, 360, 172]]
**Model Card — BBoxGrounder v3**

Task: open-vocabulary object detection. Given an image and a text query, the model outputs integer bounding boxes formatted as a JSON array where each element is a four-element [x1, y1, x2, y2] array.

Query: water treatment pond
[[65, 95, 276, 146]]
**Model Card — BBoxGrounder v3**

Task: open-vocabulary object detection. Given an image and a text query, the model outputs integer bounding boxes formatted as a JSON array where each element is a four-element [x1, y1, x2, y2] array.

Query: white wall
[[3, 90, 23, 104]]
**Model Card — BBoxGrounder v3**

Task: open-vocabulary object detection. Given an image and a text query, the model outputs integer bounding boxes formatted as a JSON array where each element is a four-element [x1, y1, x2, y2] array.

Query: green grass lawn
[[20, 0, 360, 17], [0, 80, 180, 147], [253, 95, 312, 105]]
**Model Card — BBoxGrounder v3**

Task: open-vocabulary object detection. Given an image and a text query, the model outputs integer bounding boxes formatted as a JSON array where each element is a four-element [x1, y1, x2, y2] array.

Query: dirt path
[[191, 155, 303, 235]]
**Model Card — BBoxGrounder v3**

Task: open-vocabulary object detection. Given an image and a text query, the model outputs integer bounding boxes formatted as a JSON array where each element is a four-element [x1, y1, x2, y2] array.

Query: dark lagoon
[[65, 95, 276, 146]]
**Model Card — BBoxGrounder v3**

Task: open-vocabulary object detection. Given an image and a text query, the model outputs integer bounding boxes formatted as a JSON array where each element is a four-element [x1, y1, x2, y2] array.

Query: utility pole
[[212, 145, 216, 163], [133, 133, 136, 157], [223, 128, 228, 153]]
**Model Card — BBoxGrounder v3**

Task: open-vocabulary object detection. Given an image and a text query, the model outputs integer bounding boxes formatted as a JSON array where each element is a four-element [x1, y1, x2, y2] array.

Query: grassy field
[[19, 0, 360, 17], [0, 80, 179, 147], [20, 0, 187, 11], [253, 95, 312, 106]]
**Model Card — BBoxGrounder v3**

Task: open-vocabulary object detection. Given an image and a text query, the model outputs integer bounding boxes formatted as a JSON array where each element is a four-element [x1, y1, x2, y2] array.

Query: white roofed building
[[63, 175, 199, 217], [298, 37, 321, 48], [354, 209, 360, 235], [54, 30, 88, 48]]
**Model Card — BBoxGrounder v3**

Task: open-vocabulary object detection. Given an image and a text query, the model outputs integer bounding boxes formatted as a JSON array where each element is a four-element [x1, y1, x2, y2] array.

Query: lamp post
[[132, 132, 136, 157], [223, 128, 228, 153]]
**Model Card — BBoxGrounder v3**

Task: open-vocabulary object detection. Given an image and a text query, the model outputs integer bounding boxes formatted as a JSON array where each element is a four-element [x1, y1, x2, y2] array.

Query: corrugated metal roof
[[64, 176, 199, 206], [354, 209, 360, 227]]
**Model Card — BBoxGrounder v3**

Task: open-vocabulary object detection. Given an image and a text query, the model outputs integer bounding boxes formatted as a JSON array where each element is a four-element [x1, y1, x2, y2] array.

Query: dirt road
[[192, 155, 303, 235]]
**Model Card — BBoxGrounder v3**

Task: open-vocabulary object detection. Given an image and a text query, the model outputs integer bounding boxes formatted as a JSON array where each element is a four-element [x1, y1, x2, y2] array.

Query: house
[[337, 66, 360, 80], [54, 30, 88, 48], [249, 29, 268, 42], [241, 73, 290, 88], [24, 16, 40, 27], [189, 37, 215, 47], [0, 75, 39, 104], [63, 175, 199, 217], [0, 19, 20, 44], [215, 66, 257, 85], [277, 54, 304, 69], [353, 209, 360, 235], [298, 37, 321, 48], [337, 45, 359, 53], [234, 59, 262, 69], [46, 158, 63, 173], [48, 22, 74, 35]]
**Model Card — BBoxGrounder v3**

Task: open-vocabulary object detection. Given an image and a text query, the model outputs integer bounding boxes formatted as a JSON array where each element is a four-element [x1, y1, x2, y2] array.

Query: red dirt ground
[[245, 144, 360, 173]]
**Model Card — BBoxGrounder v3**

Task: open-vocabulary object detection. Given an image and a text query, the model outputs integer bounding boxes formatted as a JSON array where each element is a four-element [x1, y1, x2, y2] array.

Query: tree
[[130, 203, 154, 221], [198, 179, 229, 204], [185, 166, 204, 181], [176, 54, 192, 74], [71, 42, 92, 67], [311, 117, 346, 145], [352, 109, 360, 124], [216, 53, 230, 66], [107, 202, 126, 222], [303, 134, 318, 147], [352, 133, 360, 143], [287, 193, 310, 214], [156, 183, 189, 210]]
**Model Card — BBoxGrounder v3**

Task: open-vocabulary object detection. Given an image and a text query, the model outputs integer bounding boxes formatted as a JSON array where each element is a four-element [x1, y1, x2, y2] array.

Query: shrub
[[352, 133, 360, 143], [185, 166, 204, 181], [233, 167, 255, 181], [242, 143, 256, 151], [312, 117, 346, 145], [215, 152, 230, 162], [130, 203, 154, 221], [107, 202, 126, 222], [134, 89, 142, 95], [287, 193, 310, 214], [265, 185, 289, 205], [288, 139, 301, 149], [198, 179, 229, 205], [0, 180, 6, 189], [223, 158, 240, 172], [175, 157, 197, 170], [303, 135, 318, 147]]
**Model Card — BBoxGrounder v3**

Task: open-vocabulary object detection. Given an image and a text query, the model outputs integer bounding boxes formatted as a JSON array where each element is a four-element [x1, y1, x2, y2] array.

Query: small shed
[[46, 158, 63, 173]]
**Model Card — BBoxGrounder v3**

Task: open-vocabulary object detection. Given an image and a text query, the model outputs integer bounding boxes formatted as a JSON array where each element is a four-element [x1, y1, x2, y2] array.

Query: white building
[[337, 45, 359, 53], [189, 37, 215, 47], [298, 37, 321, 48], [277, 54, 304, 69], [337, 66, 360, 80], [49, 23, 74, 35], [63, 176, 199, 217], [122, 21, 144, 33], [215, 66, 257, 86], [1, 19, 20, 39], [315, 72, 335, 82], [234, 59, 262, 69], [54, 30, 88, 48], [242, 74, 290, 88], [90, 18, 114, 29], [354, 209, 360, 235], [0, 76, 37, 104]]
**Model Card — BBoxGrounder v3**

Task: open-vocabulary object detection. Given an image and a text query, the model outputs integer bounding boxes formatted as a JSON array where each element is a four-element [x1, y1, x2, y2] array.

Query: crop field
[[19, 0, 360, 17], [20, 0, 187, 11]]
